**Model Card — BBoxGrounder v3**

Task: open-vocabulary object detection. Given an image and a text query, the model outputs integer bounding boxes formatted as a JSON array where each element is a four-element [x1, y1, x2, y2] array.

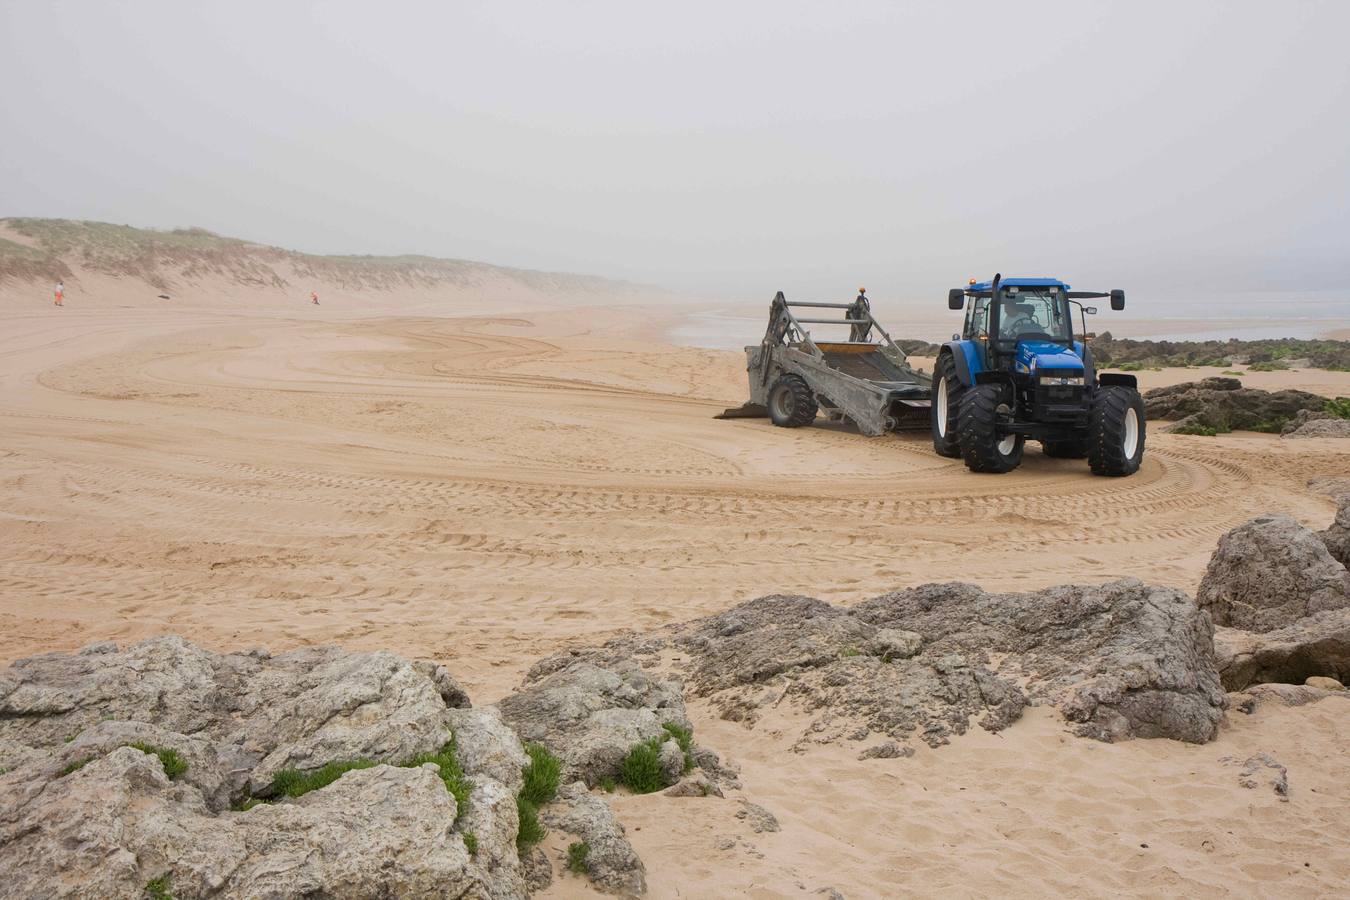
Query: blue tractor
[[931, 274, 1145, 476]]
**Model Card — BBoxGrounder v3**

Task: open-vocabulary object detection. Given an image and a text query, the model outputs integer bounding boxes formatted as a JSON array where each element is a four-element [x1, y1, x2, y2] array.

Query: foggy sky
[[2, 1, 1348, 301]]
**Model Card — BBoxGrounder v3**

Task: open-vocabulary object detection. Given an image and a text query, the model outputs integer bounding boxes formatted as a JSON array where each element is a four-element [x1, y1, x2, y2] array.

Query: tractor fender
[[974, 371, 1015, 387], [1098, 372, 1138, 389], [940, 341, 983, 387]]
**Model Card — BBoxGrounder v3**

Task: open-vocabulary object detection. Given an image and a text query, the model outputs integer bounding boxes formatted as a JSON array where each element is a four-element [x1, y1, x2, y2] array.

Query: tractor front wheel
[[1088, 386, 1146, 476], [767, 374, 819, 428], [957, 383, 1024, 473], [930, 353, 965, 458]]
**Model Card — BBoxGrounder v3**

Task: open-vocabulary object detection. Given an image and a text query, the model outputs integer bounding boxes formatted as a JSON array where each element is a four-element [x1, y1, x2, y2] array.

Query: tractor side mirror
[[947, 288, 965, 310], [1110, 289, 1125, 311]]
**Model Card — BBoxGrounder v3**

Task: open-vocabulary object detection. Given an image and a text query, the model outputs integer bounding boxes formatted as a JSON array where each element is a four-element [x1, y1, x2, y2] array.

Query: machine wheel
[[930, 353, 965, 458], [1041, 435, 1089, 458], [767, 374, 818, 427], [1088, 386, 1146, 476], [957, 383, 1024, 473]]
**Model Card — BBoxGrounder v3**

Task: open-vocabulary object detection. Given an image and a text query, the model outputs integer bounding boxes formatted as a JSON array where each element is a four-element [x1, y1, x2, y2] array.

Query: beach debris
[[735, 799, 781, 833], [1224, 753, 1290, 800], [542, 781, 647, 896], [0, 638, 528, 898]]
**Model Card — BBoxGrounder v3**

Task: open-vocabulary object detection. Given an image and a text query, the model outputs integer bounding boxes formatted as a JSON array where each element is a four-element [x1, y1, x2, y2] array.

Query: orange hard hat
[[858, 286, 866, 292]]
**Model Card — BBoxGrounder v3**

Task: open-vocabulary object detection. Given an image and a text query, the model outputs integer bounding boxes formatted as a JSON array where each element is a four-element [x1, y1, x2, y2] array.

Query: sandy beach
[[3, 272, 1349, 896]]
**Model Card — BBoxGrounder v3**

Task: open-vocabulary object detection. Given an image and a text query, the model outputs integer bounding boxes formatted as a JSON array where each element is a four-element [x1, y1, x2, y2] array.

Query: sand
[[2, 281, 1349, 896]]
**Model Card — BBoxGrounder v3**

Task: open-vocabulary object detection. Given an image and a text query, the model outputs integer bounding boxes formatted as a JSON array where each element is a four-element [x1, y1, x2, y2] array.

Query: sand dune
[[2, 287, 1349, 896]]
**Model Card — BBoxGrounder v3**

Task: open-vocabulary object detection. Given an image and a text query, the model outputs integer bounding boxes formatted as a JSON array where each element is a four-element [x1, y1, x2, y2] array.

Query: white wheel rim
[[997, 434, 1016, 455], [773, 388, 791, 419], [1123, 408, 1139, 458], [936, 378, 948, 436]]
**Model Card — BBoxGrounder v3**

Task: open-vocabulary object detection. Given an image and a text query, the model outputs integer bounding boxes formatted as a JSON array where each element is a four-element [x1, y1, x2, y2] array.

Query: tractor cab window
[[996, 290, 1070, 343], [966, 297, 990, 340]]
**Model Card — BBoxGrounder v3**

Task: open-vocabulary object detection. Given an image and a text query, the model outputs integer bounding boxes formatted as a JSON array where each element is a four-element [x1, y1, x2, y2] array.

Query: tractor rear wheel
[[957, 383, 1024, 473], [1088, 386, 1146, 476], [930, 353, 965, 458], [1042, 435, 1089, 458], [767, 374, 819, 428]]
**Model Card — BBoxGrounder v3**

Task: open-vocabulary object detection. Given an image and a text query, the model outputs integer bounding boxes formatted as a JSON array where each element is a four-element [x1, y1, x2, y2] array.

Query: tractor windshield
[[996, 290, 1071, 343]]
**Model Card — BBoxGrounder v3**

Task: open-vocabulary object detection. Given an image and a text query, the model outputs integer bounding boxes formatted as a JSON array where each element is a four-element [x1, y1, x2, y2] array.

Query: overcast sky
[[2, 1, 1347, 302]]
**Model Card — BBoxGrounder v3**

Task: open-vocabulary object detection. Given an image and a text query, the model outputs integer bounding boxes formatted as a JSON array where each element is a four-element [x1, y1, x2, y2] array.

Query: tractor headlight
[[1040, 375, 1084, 386]]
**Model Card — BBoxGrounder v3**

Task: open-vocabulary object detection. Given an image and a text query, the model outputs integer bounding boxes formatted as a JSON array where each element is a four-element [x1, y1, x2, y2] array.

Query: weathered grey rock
[[543, 782, 646, 896], [1320, 494, 1350, 568], [0, 750, 523, 899], [1213, 611, 1350, 690], [1280, 408, 1337, 435], [662, 772, 723, 798], [448, 706, 529, 795], [868, 628, 923, 660], [497, 660, 690, 787], [521, 847, 553, 893], [1242, 681, 1350, 706], [657, 738, 685, 784], [0, 638, 526, 899], [1197, 514, 1350, 633], [735, 799, 780, 833], [1144, 379, 1325, 432], [856, 740, 914, 761]]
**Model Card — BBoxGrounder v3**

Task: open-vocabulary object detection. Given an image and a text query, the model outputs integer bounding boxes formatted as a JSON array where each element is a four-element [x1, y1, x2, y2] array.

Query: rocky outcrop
[[1196, 514, 1350, 632], [1202, 510, 1350, 690], [0, 638, 526, 899], [497, 659, 690, 787], [1281, 408, 1350, 438], [1319, 494, 1350, 568], [1143, 378, 1325, 432], [542, 782, 647, 896], [546, 581, 1225, 746]]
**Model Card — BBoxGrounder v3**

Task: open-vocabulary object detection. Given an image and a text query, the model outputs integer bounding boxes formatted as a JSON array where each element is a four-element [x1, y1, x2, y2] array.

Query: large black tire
[[957, 383, 1024, 473], [930, 353, 965, 458], [1042, 435, 1089, 458], [1088, 386, 1146, 476], [767, 374, 818, 428]]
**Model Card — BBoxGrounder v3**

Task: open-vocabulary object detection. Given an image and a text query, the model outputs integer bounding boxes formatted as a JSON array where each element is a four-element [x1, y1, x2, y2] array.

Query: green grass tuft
[[232, 797, 266, 811], [129, 744, 188, 781], [60, 757, 93, 776], [1116, 361, 1145, 372], [599, 776, 616, 793], [1326, 397, 1350, 420], [463, 830, 478, 857], [1221, 370, 1243, 376], [1248, 361, 1288, 372], [269, 759, 377, 798], [144, 873, 173, 900], [661, 722, 695, 774], [520, 742, 562, 807], [567, 840, 591, 874], [619, 737, 668, 794], [516, 796, 547, 853]]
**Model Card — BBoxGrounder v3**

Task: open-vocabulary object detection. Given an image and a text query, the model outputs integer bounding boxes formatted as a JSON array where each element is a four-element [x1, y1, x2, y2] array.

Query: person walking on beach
[[311, 290, 320, 305], [54, 280, 64, 307]]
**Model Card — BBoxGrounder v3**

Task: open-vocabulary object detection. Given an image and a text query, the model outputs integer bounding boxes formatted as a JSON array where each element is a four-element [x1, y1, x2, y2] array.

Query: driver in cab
[[1000, 299, 1040, 339]]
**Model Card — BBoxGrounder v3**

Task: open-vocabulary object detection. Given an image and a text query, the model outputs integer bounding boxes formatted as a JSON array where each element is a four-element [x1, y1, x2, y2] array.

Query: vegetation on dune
[[618, 737, 668, 794], [144, 873, 173, 900], [128, 743, 188, 781], [1326, 397, 1350, 420], [515, 795, 547, 853], [514, 741, 562, 854], [567, 840, 591, 874], [1091, 332, 1350, 371]]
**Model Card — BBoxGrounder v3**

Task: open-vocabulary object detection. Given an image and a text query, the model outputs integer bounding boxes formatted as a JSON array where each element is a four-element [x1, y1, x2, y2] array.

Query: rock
[[663, 772, 724, 798], [1242, 682, 1350, 706], [1144, 379, 1325, 432], [1225, 753, 1289, 800], [868, 628, 923, 660], [690, 745, 740, 787], [447, 706, 529, 794], [543, 782, 646, 896], [0, 638, 527, 898], [1214, 611, 1350, 690], [856, 740, 914, 761], [735, 799, 780, 833], [1305, 675, 1346, 691], [521, 847, 554, 893], [0, 750, 521, 898], [497, 660, 690, 787], [854, 578, 1224, 744], [1320, 494, 1350, 567], [657, 739, 686, 784], [1285, 418, 1350, 438], [1196, 515, 1350, 632]]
